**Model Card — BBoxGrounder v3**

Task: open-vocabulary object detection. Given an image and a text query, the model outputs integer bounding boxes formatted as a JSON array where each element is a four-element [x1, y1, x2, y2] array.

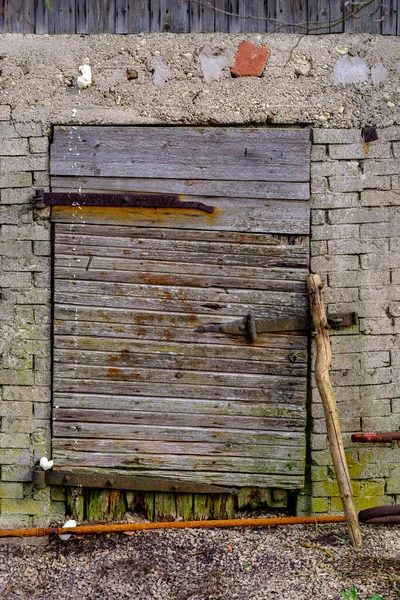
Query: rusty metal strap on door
[[34, 189, 215, 213]]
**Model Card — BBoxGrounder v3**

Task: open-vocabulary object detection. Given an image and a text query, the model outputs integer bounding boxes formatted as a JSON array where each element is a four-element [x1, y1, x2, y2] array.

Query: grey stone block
[[312, 223, 359, 241], [14, 122, 43, 137], [1, 223, 50, 241], [313, 129, 362, 144], [364, 160, 400, 177], [361, 190, 400, 206], [0, 172, 32, 189], [311, 254, 359, 273], [330, 175, 391, 193], [312, 161, 359, 177], [327, 207, 389, 225], [0, 106, 11, 121], [0, 155, 49, 172], [0, 139, 29, 156], [0, 123, 18, 139], [328, 269, 390, 288], [311, 192, 358, 210], [0, 188, 33, 205], [328, 238, 388, 255], [329, 143, 391, 160], [310, 145, 327, 161]]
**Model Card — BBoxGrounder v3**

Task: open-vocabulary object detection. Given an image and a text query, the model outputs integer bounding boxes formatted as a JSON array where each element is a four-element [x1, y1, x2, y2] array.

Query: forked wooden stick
[[307, 274, 362, 548]]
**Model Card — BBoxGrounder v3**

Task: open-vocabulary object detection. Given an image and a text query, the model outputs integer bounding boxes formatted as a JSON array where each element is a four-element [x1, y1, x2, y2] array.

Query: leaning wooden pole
[[307, 274, 362, 548]]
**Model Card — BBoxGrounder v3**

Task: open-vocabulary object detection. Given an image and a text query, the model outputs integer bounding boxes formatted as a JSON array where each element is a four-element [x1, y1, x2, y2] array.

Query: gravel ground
[[0, 522, 398, 600]]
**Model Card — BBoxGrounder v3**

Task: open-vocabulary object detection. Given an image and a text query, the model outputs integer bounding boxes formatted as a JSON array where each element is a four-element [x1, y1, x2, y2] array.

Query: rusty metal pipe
[[0, 516, 346, 538], [352, 432, 400, 443]]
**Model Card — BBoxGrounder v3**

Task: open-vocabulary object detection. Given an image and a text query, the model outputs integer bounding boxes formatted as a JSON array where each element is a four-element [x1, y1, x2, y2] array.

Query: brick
[[329, 175, 391, 192], [361, 190, 400, 206], [0, 105, 11, 121], [311, 497, 330, 513], [360, 222, 390, 238], [310, 466, 328, 481], [0, 241, 32, 257], [311, 192, 358, 210], [2, 384, 49, 404], [14, 122, 43, 137], [1, 223, 50, 241], [311, 210, 325, 225], [331, 367, 392, 387], [328, 269, 390, 288], [379, 126, 400, 141], [29, 137, 49, 154], [363, 415, 400, 431], [330, 300, 388, 319], [10, 288, 51, 304], [393, 176, 400, 189], [311, 177, 329, 194], [0, 433, 30, 448], [311, 434, 328, 451], [360, 252, 397, 269], [1, 465, 31, 482], [387, 478, 400, 494], [0, 139, 29, 156], [33, 172, 50, 187], [327, 207, 389, 225], [328, 238, 388, 255], [360, 351, 391, 369], [0, 187, 33, 205], [310, 240, 327, 255], [313, 417, 361, 434], [312, 161, 359, 177], [311, 223, 359, 240], [230, 41, 269, 77], [0, 483, 24, 499], [0, 155, 49, 172], [312, 129, 362, 144], [364, 159, 400, 176], [0, 272, 32, 288], [1, 498, 49, 515], [329, 142, 391, 160], [0, 172, 32, 189], [0, 449, 31, 465], [0, 370, 34, 385], [311, 255, 358, 273], [324, 287, 358, 303], [34, 241, 51, 256], [310, 145, 327, 161], [0, 122, 17, 139], [0, 402, 32, 418]]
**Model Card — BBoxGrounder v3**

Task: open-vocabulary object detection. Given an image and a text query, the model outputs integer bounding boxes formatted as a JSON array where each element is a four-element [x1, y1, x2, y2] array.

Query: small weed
[[340, 588, 386, 600]]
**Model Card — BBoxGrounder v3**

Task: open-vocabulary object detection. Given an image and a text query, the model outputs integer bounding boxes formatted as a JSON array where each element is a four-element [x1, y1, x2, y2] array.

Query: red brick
[[231, 41, 269, 77]]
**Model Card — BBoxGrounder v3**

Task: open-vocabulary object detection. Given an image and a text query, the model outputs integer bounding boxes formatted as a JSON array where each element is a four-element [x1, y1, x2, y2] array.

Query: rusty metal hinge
[[196, 312, 358, 343], [32, 467, 239, 495], [34, 189, 215, 213]]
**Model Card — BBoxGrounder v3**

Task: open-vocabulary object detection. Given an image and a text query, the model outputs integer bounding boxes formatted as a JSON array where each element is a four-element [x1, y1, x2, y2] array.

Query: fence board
[[0, 0, 399, 32]]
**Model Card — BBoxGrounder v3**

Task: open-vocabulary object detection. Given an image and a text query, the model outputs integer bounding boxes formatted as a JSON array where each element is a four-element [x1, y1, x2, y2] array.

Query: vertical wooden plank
[[5, 0, 35, 32], [0, 0, 5, 32], [87, 0, 116, 33], [52, 0, 76, 33], [242, 0, 267, 33], [115, 0, 128, 32], [127, 0, 151, 32], [154, 492, 177, 521], [86, 488, 126, 521], [214, 0, 241, 32], [35, 0, 49, 33], [190, 0, 215, 32], [275, 0, 307, 33], [381, 0, 397, 34], [212, 494, 235, 519], [266, 0, 277, 32], [237, 488, 271, 509], [328, 0, 344, 34], [67, 487, 85, 521], [175, 493, 194, 520], [133, 490, 155, 520], [193, 494, 212, 520], [344, 0, 381, 33], [76, 0, 88, 33], [150, 0, 161, 30]]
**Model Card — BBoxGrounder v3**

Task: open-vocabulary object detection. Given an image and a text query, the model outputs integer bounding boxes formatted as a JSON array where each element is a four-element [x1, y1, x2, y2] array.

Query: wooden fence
[[0, 0, 399, 35]]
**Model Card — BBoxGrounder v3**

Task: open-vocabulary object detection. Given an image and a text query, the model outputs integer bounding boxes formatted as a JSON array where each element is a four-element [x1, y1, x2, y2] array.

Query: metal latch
[[196, 311, 358, 343]]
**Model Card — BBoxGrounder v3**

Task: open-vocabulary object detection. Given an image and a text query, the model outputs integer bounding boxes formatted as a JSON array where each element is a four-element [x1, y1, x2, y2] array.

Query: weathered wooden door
[[50, 126, 310, 495]]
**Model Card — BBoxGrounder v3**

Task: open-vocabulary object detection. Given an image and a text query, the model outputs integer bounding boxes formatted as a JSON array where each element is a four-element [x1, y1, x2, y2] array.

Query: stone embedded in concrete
[[230, 41, 269, 77]]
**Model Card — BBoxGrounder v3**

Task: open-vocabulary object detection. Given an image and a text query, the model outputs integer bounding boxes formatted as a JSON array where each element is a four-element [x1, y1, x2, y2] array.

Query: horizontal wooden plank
[[51, 449, 304, 474], [55, 222, 309, 247], [54, 421, 305, 445], [54, 392, 305, 417], [54, 406, 304, 432], [52, 175, 310, 200], [54, 363, 305, 392], [55, 266, 306, 293], [53, 436, 304, 458], [53, 378, 306, 403], [51, 197, 310, 235], [48, 465, 304, 489], [51, 126, 310, 182], [53, 319, 307, 347], [53, 348, 307, 377], [54, 334, 308, 359], [55, 244, 309, 271], [54, 279, 307, 308]]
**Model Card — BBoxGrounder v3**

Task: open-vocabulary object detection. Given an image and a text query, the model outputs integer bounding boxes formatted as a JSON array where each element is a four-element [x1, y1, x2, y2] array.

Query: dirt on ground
[[0, 522, 398, 600]]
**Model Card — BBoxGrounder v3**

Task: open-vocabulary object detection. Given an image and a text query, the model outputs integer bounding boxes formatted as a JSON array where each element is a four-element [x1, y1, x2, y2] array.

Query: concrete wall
[[0, 33, 399, 526]]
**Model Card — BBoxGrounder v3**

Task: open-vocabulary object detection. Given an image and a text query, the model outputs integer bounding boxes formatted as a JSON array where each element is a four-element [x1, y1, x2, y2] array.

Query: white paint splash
[[59, 519, 77, 541], [199, 46, 230, 83], [152, 56, 169, 87], [39, 456, 54, 471], [332, 55, 369, 85], [77, 64, 92, 89], [371, 63, 388, 86]]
